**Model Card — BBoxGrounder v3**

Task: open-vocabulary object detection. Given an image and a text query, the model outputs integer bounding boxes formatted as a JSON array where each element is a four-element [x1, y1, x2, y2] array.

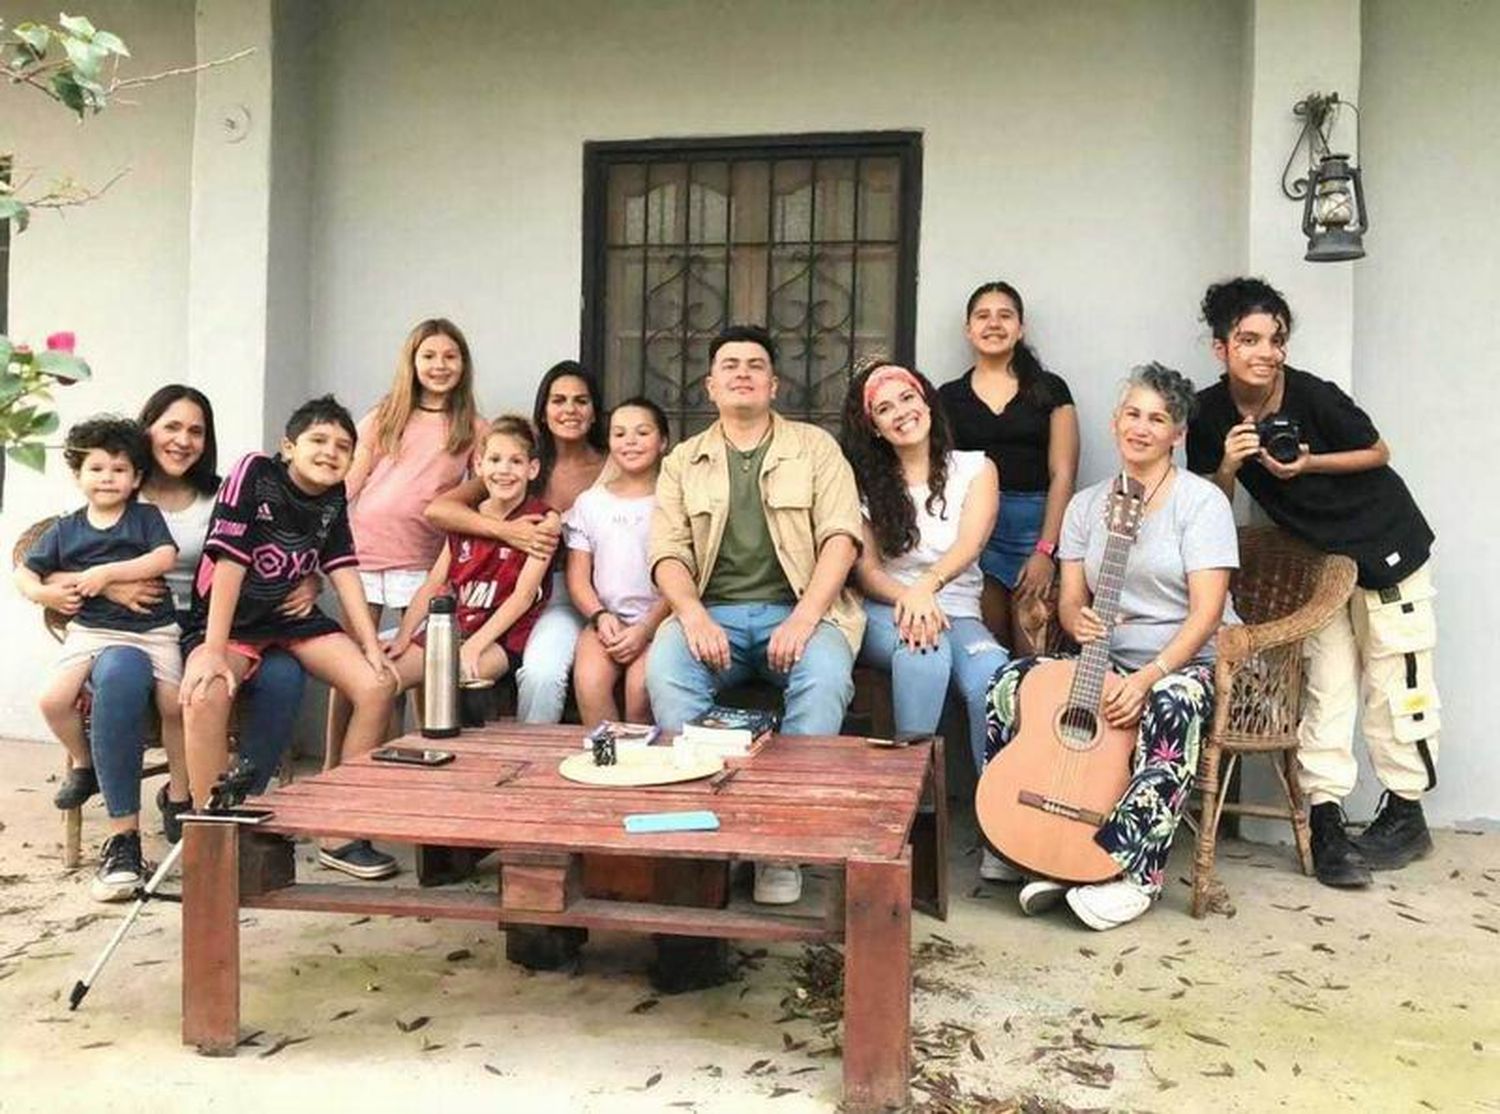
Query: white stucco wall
[[1354, 0, 1500, 825], [302, 0, 1249, 483], [0, 0, 196, 739]]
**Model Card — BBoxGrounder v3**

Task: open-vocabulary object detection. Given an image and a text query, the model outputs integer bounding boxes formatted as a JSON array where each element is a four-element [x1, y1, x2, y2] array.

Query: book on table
[[681, 706, 779, 756]]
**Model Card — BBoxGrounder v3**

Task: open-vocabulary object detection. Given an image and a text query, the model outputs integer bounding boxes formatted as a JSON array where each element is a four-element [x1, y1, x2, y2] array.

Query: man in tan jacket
[[647, 324, 863, 904]]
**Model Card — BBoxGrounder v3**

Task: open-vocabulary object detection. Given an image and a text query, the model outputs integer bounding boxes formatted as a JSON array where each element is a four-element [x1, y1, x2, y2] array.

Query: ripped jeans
[[859, 602, 1009, 770]]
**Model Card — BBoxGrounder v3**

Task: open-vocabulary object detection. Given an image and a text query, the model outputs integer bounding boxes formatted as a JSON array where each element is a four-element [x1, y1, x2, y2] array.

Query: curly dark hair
[[1200, 277, 1294, 342], [63, 415, 150, 477], [840, 361, 953, 560]]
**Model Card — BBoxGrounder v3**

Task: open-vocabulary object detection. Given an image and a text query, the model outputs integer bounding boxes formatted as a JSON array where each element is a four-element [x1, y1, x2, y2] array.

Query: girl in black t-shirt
[[938, 281, 1079, 654]]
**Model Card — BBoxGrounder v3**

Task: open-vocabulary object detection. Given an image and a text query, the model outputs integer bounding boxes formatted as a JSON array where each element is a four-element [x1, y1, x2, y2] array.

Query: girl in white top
[[844, 362, 1009, 773], [564, 398, 672, 725]]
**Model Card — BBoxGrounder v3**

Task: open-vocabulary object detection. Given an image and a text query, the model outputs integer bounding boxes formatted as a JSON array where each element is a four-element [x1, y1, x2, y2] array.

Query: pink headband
[[862, 366, 925, 418]]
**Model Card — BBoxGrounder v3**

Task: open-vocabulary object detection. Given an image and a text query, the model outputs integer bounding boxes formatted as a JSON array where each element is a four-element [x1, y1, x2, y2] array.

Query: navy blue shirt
[[25, 502, 178, 632]]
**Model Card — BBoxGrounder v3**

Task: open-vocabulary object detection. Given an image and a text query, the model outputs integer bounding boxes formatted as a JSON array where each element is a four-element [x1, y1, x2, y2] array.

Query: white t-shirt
[[866, 450, 988, 621], [148, 491, 215, 614], [562, 486, 658, 624]]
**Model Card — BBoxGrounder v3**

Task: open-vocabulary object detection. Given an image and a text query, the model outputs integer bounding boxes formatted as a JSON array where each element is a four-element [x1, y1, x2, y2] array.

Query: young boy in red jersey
[[383, 415, 554, 691]]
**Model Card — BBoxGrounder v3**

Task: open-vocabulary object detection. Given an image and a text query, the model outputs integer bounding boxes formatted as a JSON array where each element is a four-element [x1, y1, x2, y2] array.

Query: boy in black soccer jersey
[[1187, 278, 1439, 890], [180, 396, 401, 880]]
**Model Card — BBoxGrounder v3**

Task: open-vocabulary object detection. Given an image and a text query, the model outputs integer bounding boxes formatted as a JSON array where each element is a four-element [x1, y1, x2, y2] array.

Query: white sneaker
[[979, 849, 1022, 883], [753, 862, 803, 905], [1066, 879, 1153, 931], [1017, 879, 1068, 916]]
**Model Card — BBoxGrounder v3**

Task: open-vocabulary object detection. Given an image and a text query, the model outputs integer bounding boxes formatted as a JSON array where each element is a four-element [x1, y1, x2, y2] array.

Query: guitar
[[975, 477, 1148, 883]]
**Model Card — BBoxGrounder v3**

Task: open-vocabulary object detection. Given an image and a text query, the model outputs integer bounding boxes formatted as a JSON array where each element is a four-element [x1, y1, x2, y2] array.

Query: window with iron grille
[[582, 133, 921, 435]]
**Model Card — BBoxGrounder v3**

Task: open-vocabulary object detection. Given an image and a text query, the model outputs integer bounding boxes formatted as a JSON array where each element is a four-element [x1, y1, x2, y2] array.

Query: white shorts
[[56, 623, 184, 686], [359, 568, 428, 610]]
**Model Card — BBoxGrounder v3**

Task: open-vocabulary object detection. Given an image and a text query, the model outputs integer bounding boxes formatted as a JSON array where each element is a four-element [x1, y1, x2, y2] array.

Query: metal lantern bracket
[[1280, 92, 1361, 201]]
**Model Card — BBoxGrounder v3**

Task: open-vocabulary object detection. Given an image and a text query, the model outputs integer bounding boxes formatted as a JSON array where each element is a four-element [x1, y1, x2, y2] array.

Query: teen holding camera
[[1187, 277, 1439, 891]]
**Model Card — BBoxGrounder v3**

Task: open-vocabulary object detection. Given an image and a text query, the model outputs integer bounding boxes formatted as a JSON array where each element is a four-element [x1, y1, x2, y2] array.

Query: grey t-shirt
[[1059, 470, 1239, 671]]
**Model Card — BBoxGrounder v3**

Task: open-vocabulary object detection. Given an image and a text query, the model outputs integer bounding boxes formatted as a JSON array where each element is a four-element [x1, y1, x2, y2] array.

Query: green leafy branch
[[1, 13, 252, 231], [0, 337, 91, 472]]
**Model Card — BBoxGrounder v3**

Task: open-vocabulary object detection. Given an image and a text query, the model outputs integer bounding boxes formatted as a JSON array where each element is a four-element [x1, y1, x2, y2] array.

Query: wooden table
[[180, 724, 946, 1111]]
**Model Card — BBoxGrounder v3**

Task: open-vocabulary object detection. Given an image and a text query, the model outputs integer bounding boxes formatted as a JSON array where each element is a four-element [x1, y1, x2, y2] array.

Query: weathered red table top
[[247, 724, 930, 865]]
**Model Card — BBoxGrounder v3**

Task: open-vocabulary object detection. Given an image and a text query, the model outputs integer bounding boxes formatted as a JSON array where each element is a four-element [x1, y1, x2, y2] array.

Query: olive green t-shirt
[[703, 438, 795, 604]]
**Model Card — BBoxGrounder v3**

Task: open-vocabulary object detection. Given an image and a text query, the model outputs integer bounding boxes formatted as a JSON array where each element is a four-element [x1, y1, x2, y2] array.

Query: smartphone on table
[[370, 746, 455, 767]]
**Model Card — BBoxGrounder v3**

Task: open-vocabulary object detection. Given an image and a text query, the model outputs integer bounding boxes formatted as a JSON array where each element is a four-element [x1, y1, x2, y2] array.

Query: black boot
[[1355, 792, 1433, 870], [1309, 802, 1371, 889]]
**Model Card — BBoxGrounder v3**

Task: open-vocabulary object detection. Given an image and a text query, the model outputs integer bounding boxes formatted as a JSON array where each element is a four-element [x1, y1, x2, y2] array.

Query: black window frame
[[580, 130, 922, 427]]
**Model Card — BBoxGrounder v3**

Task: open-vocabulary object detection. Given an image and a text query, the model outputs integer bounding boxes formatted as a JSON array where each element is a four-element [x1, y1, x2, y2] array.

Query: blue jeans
[[979, 490, 1047, 589], [859, 602, 1009, 771], [516, 571, 582, 724], [646, 603, 854, 735], [87, 645, 306, 815]]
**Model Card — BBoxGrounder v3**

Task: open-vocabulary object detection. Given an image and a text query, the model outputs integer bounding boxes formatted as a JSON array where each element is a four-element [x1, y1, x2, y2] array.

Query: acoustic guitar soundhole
[[1057, 705, 1098, 748]]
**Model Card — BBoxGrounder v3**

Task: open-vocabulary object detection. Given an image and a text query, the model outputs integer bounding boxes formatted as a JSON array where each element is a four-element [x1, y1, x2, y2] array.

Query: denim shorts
[[979, 490, 1047, 589]]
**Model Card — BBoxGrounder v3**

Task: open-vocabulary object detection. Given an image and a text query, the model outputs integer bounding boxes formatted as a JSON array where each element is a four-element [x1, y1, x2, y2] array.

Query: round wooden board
[[558, 748, 723, 787]]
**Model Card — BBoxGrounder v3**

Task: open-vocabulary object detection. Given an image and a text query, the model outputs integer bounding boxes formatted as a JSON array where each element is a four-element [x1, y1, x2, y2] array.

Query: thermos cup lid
[[429, 594, 457, 614]]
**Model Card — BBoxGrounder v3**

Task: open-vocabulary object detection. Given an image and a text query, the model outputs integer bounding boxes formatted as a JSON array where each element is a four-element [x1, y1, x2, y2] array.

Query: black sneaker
[[91, 831, 147, 902], [157, 783, 193, 845], [1355, 792, 1433, 871], [319, 840, 398, 880], [1309, 801, 1372, 889], [54, 766, 99, 810]]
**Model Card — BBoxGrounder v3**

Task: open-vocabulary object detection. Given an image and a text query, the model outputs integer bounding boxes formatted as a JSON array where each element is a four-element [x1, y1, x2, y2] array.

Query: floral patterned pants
[[984, 655, 1216, 895]]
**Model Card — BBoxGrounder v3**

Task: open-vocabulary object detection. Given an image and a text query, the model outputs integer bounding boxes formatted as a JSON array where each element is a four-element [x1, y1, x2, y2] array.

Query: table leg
[[911, 736, 949, 920], [181, 820, 241, 1055], [842, 852, 911, 1111]]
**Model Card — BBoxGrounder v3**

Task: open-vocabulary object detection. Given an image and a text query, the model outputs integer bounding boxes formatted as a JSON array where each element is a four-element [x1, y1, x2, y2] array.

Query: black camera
[[1256, 415, 1303, 465]]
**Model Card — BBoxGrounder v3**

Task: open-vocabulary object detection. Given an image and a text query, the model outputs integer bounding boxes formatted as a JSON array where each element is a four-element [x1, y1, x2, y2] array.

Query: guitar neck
[[1070, 530, 1133, 711]]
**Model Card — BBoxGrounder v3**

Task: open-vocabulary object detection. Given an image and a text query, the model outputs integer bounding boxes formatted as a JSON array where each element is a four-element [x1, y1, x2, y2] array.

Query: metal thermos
[[421, 595, 461, 739]]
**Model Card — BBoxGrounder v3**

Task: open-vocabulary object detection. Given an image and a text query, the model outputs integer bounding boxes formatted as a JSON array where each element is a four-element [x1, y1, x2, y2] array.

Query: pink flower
[[45, 331, 76, 353]]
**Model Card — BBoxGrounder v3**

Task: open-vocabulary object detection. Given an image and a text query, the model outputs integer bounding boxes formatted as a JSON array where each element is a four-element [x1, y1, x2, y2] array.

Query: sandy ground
[[1, 736, 1497, 1114]]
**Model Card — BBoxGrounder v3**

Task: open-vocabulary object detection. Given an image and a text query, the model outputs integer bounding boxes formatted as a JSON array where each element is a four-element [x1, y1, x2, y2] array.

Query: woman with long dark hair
[[939, 281, 1079, 654], [842, 360, 1008, 782], [426, 360, 607, 723], [39, 386, 308, 896]]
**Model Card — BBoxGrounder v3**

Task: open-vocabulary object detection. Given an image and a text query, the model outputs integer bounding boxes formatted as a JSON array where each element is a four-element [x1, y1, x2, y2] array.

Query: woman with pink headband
[[841, 360, 1009, 805]]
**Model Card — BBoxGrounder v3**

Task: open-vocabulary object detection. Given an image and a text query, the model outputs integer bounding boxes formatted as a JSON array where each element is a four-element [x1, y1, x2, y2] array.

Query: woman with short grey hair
[[980, 363, 1240, 930]]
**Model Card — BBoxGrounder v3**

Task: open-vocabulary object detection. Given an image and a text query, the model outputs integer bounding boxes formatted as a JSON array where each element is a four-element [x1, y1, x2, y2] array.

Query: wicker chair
[[1189, 526, 1357, 917]]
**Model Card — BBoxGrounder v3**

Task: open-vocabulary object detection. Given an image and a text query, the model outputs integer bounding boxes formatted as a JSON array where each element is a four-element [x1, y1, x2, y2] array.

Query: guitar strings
[[1051, 473, 1139, 817]]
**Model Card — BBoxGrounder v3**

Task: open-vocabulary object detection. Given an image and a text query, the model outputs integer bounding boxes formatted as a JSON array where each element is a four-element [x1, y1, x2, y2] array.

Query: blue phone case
[[623, 810, 721, 833]]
